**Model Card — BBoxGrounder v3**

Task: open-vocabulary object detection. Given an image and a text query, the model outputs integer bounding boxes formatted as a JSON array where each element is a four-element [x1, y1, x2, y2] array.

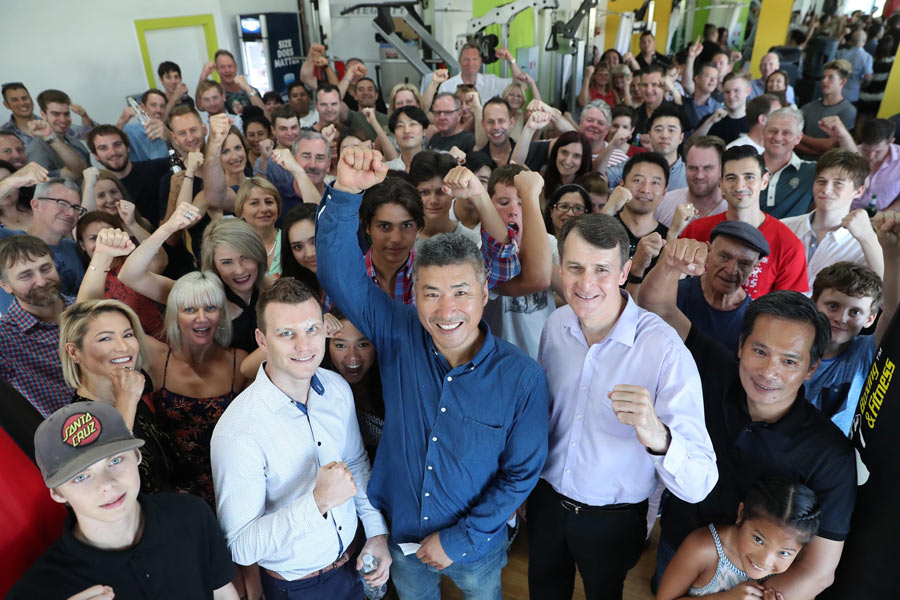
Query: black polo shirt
[[9, 493, 235, 599], [467, 139, 516, 170], [823, 312, 900, 599], [120, 159, 170, 229], [660, 326, 857, 550]]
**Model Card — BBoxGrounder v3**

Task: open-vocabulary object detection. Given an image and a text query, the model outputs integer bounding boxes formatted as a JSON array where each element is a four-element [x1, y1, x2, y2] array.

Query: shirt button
[[580, 386, 586, 391], [576, 414, 582, 419], [428, 465, 433, 470], [317, 441, 321, 446], [462, 552, 467, 557], [487, 537, 492, 542], [441, 407, 446, 413], [338, 526, 342, 530], [432, 436, 438, 442], [424, 516, 429, 521], [565, 468, 570, 473], [447, 376, 453, 382], [570, 442, 576, 446], [425, 492, 430, 497]]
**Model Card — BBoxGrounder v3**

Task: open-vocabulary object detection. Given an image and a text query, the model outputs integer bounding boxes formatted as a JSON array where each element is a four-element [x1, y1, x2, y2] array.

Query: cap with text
[[34, 401, 145, 488]]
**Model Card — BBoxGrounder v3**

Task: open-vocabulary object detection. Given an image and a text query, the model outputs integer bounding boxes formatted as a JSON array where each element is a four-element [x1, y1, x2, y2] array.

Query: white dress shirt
[[538, 293, 718, 507], [781, 210, 869, 291], [439, 72, 512, 101], [211, 364, 388, 578]]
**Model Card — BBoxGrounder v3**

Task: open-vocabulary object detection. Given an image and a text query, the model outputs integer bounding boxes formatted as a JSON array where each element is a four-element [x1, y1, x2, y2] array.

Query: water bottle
[[866, 194, 878, 218], [359, 553, 387, 600]]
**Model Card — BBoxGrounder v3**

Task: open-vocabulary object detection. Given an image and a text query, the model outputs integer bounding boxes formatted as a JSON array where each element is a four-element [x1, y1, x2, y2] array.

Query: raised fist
[[27, 119, 53, 140], [442, 166, 484, 199], [95, 228, 135, 257], [335, 147, 388, 195], [662, 237, 708, 275], [526, 110, 551, 131], [258, 138, 274, 158], [513, 170, 545, 199], [185, 151, 204, 172], [433, 68, 450, 84], [82, 166, 100, 186]]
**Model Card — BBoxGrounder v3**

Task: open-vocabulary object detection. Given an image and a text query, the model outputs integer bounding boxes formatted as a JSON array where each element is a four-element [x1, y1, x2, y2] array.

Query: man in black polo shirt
[[467, 97, 515, 169], [634, 64, 680, 136], [86, 125, 169, 228], [643, 238, 856, 599], [9, 402, 238, 599]]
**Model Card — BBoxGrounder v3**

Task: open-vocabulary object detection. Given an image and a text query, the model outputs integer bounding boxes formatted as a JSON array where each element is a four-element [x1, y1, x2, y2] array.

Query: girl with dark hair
[[321, 308, 385, 462], [542, 130, 593, 201], [543, 183, 591, 235], [657, 477, 821, 599], [280, 203, 323, 298]]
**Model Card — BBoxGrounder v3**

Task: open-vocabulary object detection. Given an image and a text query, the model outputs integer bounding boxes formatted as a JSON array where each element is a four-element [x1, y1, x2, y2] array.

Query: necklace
[[266, 239, 276, 257]]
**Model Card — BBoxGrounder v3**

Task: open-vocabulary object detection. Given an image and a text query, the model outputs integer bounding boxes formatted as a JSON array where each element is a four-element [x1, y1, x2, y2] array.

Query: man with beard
[[0, 132, 27, 170], [86, 125, 169, 228], [120, 88, 170, 162], [428, 93, 476, 154], [655, 136, 727, 228], [0, 230, 76, 417], [467, 98, 515, 169]]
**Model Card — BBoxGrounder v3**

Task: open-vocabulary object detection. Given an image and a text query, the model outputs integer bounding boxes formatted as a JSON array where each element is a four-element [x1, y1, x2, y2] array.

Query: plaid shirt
[[357, 228, 520, 306], [0, 296, 75, 417]]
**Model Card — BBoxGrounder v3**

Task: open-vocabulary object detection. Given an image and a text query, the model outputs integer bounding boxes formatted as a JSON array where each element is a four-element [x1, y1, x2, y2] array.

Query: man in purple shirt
[[530, 213, 717, 599]]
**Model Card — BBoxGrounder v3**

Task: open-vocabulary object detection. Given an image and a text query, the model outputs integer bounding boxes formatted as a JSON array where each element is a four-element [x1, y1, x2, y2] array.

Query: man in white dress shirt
[[211, 277, 390, 599], [529, 213, 717, 599], [438, 44, 521, 101]]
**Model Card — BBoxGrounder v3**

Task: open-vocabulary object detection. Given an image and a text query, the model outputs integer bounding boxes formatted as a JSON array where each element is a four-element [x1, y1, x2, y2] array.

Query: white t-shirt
[[484, 233, 559, 360]]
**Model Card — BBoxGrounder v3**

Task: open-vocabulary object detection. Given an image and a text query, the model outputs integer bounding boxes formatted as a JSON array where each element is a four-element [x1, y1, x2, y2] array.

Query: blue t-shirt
[[805, 334, 876, 436], [0, 230, 84, 314], [677, 276, 749, 355]]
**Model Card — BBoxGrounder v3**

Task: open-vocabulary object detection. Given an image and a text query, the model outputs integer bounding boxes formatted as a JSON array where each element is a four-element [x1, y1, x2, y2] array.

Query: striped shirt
[[0, 296, 75, 417]]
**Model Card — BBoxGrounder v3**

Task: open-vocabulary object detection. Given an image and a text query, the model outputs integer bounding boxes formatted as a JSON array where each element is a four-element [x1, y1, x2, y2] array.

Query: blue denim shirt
[[316, 184, 548, 563]]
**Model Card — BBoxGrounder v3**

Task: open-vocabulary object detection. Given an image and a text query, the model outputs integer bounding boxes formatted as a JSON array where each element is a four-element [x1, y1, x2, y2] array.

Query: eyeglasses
[[553, 202, 586, 215], [433, 109, 460, 117], [36, 197, 88, 217]]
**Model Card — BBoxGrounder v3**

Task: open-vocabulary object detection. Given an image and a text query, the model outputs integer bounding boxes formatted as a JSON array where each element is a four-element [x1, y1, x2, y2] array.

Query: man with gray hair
[[428, 93, 476, 154], [760, 106, 816, 219], [0, 177, 84, 313], [260, 129, 331, 218], [317, 146, 548, 598]]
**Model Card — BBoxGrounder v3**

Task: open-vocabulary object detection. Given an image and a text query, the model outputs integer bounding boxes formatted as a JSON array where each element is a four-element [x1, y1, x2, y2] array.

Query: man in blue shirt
[[317, 147, 548, 599]]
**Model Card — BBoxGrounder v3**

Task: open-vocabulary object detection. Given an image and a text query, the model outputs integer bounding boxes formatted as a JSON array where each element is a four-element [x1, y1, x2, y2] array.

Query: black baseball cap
[[710, 220, 770, 257], [35, 402, 144, 488]]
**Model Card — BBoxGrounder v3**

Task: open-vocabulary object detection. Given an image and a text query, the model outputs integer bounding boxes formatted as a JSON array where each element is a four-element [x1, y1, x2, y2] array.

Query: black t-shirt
[[467, 140, 516, 171], [429, 130, 476, 154], [634, 101, 682, 135], [615, 213, 668, 274], [823, 311, 900, 599], [8, 493, 235, 599], [660, 327, 857, 550], [708, 115, 750, 145], [120, 159, 170, 229]]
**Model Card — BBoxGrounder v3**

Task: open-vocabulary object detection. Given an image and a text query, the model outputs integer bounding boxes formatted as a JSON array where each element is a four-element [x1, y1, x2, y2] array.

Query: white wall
[[1, 0, 297, 127]]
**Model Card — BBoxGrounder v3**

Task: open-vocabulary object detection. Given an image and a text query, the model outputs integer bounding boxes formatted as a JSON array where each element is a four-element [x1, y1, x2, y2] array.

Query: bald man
[[749, 52, 796, 104]]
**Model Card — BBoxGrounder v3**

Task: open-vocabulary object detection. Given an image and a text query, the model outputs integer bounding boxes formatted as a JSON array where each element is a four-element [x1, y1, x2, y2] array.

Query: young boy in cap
[[9, 402, 238, 600]]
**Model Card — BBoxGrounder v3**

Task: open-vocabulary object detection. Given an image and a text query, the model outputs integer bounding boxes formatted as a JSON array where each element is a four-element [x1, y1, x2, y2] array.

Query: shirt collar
[[563, 290, 638, 348], [254, 361, 327, 413], [425, 320, 497, 372], [365, 246, 415, 283], [6, 295, 73, 332]]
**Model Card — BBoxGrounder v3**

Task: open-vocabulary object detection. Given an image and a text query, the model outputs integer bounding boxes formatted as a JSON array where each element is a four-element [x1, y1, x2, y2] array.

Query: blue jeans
[[388, 536, 509, 600]]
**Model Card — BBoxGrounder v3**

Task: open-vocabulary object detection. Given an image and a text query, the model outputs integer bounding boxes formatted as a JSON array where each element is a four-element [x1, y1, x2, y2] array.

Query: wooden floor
[[440, 523, 659, 600]]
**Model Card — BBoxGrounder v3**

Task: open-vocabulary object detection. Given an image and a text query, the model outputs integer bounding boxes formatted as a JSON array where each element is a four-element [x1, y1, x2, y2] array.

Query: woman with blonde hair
[[234, 176, 282, 276], [60, 299, 174, 494], [119, 202, 268, 352], [388, 82, 423, 113]]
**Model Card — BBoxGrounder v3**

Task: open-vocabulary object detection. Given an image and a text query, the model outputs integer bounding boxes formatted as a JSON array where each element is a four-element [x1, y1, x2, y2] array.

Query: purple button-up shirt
[[538, 292, 717, 506], [852, 143, 900, 211]]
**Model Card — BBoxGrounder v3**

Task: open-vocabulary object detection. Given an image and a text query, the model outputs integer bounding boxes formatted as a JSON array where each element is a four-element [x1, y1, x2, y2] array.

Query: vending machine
[[237, 12, 303, 96]]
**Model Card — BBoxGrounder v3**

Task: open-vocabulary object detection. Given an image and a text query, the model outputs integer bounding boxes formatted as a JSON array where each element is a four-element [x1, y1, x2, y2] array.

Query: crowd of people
[[2, 6, 900, 600]]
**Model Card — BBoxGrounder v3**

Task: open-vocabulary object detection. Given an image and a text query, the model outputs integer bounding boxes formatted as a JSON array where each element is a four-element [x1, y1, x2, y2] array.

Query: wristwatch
[[627, 273, 644, 285], [43, 133, 57, 143]]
